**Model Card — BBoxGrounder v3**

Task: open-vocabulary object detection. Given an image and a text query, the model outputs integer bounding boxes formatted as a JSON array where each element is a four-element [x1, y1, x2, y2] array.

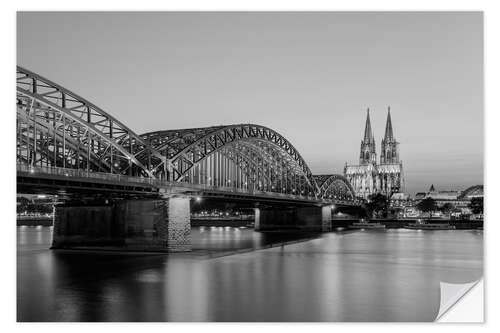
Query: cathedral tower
[[380, 107, 399, 164], [359, 108, 377, 165], [345, 107, 404, 199]]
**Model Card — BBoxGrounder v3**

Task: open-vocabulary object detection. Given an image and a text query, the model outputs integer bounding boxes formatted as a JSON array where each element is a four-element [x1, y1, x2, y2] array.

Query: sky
[[17, 12, 483, 195]]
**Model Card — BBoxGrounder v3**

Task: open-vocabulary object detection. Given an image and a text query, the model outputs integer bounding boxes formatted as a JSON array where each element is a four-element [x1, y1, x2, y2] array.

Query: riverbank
[[17, 216, 255, 227], [332, 218, 483, 230], [18, 216, 483, 230]]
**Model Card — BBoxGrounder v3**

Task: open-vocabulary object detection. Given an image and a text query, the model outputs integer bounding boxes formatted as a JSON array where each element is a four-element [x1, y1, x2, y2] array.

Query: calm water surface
[[17, 226, 483, 322]]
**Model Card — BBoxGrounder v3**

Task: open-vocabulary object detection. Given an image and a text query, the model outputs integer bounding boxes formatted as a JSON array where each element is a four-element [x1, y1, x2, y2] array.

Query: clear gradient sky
[[17, 12, 483, 194]]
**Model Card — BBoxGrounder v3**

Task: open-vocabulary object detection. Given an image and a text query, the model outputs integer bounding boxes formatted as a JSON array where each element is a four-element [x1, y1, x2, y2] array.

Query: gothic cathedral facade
[[344, 108, 404, 199]]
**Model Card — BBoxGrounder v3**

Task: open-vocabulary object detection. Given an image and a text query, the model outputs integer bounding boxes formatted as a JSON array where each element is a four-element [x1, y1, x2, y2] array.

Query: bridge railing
[[17, 164, 358, 203]]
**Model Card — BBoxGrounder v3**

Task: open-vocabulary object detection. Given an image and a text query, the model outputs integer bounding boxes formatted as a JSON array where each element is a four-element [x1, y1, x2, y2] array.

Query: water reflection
[[191, 226, 318, 252], [17, 227, 483, 321]]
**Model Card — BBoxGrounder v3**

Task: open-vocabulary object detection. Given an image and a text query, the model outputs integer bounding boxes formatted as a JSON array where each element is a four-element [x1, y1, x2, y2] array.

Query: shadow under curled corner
[[435, 279, 483, 322]]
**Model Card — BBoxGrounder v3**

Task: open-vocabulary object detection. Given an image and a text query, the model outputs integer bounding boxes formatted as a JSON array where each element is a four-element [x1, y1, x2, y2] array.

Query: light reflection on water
[[17, 226, 483, 322]]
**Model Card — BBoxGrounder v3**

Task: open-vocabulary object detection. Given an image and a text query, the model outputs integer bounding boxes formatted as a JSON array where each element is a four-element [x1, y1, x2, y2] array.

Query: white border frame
[[2, 1, 497, 331]]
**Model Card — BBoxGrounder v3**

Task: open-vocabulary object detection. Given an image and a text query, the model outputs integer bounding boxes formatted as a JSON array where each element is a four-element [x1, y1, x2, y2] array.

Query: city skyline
[[17, 12, 483, 194]]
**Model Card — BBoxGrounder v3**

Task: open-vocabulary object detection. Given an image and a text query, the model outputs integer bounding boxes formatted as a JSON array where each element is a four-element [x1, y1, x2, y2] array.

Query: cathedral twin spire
[[381, 106, 399, 164], [363, 108, 375, 144], [384, 107, 394, 141], [360, 107, 398, 165], [346, 106, 404, 198], [360, 108, 377, 164]]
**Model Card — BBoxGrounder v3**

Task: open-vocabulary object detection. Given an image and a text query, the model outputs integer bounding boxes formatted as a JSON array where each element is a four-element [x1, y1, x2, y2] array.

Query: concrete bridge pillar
[[165, 196, 191, 252], [52, 205, 121, 248], [254, 207, 261, 231], [51, 196, 191, 252], [321, 205, 332, 232]]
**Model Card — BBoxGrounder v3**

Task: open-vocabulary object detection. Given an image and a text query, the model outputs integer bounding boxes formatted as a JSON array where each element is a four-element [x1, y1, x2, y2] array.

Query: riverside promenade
[[332, 218, 483, 230]]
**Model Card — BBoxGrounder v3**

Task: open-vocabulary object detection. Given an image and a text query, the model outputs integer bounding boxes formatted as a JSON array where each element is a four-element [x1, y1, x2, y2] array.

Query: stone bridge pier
[[51, 196, 192, 252], [254, 204, 333, 232]]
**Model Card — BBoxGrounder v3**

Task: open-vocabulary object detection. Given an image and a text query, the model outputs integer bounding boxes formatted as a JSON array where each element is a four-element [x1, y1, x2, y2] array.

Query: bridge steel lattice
[[314, 174, 357, 201], [16, 66, 357, 203], [141, 125, 320, 197], [16, 67, 165, 178]]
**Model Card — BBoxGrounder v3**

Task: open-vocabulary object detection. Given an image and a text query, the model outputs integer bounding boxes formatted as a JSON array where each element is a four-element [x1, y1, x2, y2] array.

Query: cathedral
[[344, 107, 404, 199]]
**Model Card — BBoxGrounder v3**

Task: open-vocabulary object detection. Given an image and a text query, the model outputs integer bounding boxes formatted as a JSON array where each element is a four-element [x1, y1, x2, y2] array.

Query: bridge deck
[[17, 165, 359, 206], [17, 165, 159, 197]]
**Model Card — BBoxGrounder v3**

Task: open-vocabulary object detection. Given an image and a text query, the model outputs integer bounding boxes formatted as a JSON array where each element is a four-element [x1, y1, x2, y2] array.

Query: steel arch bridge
[[314, 175, 357, 201], [140, 124, 319, 196], [16, 66, 356, 202], [458, 185, 483, 200]]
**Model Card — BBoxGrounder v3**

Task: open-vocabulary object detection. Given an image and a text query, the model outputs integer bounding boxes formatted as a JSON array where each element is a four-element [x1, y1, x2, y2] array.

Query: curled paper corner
[[436, 279, 483, 322]]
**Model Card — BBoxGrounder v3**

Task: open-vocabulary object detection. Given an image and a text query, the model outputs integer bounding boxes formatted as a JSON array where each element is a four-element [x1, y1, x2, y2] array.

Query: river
[[17, 226, 483, 322]]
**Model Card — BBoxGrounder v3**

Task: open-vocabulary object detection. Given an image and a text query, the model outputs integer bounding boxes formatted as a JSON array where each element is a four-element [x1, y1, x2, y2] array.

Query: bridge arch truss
[[314, 174, 357, 201], [16, 66, 164, 178], [141, 125, 320, 197]]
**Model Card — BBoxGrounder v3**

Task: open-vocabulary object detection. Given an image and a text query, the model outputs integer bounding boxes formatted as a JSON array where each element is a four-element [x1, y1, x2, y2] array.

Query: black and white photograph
[[11, 9, 488, 324]]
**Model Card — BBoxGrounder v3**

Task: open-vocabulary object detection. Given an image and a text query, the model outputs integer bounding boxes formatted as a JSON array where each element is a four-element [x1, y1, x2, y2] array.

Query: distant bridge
[[16, 66, 361, 251]]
